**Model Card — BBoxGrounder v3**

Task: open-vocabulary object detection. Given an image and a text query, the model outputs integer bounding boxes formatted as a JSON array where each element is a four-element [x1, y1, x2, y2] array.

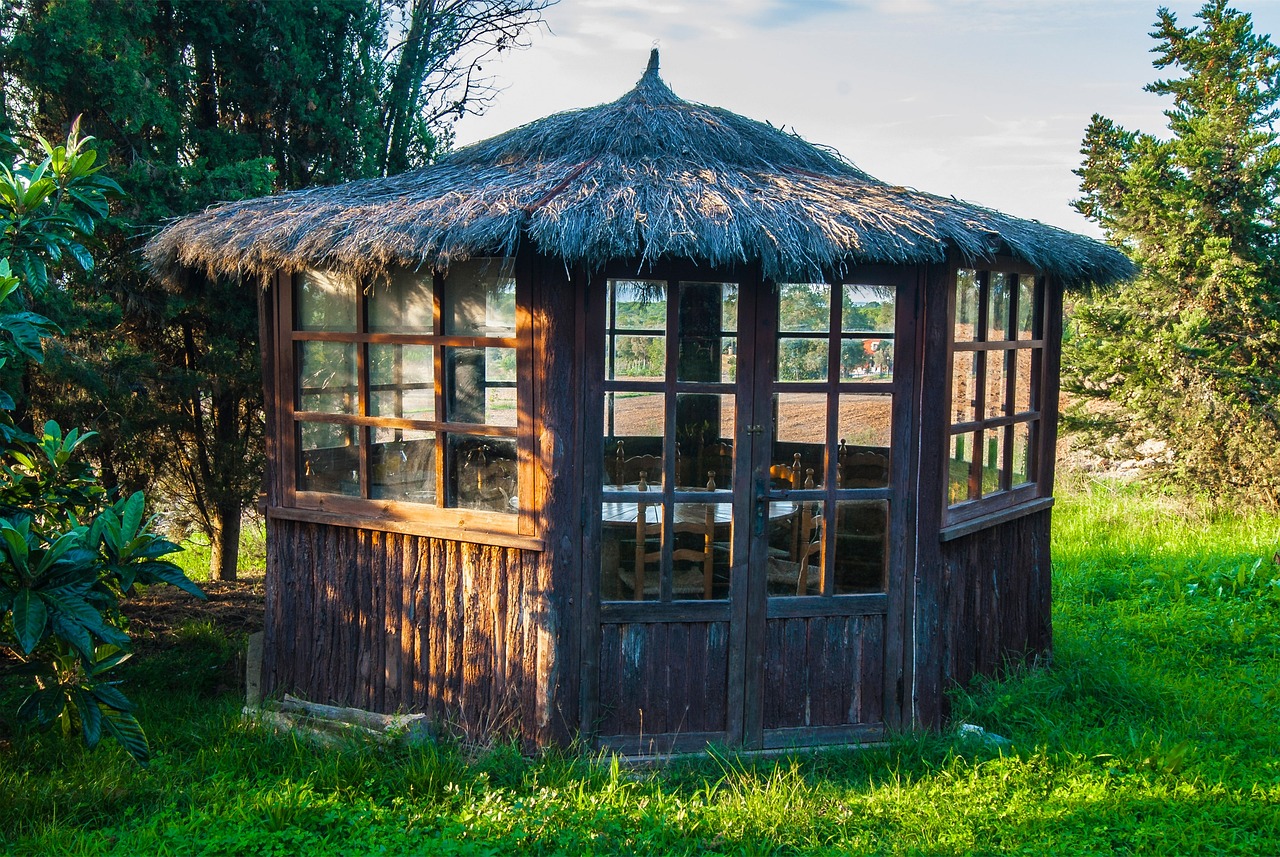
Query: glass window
[[946, 267, 1044, 522], [285, 261, 524, 526]]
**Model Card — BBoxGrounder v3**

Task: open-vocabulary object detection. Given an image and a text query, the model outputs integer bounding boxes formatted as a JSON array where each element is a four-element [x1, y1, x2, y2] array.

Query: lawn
[[2, 481, 1279, 855]]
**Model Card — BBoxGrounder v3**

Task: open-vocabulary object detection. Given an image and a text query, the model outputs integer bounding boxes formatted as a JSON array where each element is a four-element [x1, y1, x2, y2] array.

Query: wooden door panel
[[761, 614, 884, 731], [596, 620, 730, 742]]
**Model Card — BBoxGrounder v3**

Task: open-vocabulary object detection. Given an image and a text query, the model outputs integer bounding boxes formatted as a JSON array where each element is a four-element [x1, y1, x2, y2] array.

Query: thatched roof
[[145, 50, 1133, 287]]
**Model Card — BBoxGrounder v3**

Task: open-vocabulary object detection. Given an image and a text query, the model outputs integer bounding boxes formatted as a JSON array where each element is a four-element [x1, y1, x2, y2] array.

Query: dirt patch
[[122, 574, 267, 654]]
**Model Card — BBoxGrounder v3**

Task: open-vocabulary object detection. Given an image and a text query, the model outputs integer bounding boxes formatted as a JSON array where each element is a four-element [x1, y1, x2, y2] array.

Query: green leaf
[[101, 705, 150, 766], [90, 681, 135, 713], [137, 561, 206, 600], [120, 491, 145, 543], [17, 686, 66, 726], [51, 612, 95, 662], [11, 588, 48, 654], [75, 688, 103, 748]]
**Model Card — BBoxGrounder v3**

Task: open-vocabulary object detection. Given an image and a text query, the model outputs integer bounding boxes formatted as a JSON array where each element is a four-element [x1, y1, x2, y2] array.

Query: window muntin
[[287, 260, 525, 523], [945, 267, 1045, 522]]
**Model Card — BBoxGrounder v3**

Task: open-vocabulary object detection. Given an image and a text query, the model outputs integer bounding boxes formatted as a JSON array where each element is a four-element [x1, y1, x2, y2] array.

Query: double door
[[584, 264, 915, 753]]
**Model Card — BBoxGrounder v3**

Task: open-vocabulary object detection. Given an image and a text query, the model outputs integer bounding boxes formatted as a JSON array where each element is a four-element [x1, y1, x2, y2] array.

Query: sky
[[451, 0, 1280, 238]]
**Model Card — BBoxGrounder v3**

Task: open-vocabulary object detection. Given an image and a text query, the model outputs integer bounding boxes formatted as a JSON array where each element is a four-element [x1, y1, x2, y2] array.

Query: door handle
[[753, 469, 769, 536]]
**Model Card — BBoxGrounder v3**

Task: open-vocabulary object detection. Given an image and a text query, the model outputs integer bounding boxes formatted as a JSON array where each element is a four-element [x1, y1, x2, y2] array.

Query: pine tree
[[1068, 0, 1280, 501]]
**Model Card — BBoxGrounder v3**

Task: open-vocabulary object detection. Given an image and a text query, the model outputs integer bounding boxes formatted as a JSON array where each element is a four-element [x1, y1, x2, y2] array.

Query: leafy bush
[[0, 124, 202, 764]]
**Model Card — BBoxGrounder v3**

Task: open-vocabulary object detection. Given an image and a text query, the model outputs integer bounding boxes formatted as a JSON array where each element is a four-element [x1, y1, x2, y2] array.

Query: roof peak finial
[[646, 45, 660, 75]]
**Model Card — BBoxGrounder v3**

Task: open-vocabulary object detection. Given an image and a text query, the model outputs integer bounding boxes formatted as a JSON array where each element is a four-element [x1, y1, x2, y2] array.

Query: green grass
[[3, 480, 1280, 855], [169, 519, 268, 582]]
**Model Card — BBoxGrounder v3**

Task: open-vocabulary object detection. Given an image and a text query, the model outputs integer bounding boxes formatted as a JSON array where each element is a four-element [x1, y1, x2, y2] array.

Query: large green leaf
[[11, 588, 47, 654], [75, 688, 103, 748], [101, 705, 150, 766], [17, 686, 66, 726], [137, 561, 207, 600]]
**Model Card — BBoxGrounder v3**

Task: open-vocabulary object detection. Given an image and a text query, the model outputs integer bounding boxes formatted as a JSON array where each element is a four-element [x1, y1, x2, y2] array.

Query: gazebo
[[147, 51, 1132, 754]]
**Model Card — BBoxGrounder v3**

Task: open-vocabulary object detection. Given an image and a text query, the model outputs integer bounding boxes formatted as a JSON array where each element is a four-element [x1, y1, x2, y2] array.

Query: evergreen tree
[[2, 0, 550, 577], [1068, 0, 1280, 501]]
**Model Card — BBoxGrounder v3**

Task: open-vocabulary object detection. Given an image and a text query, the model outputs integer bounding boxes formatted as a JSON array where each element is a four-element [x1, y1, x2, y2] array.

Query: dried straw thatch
[[145, 50, 1133, 287]]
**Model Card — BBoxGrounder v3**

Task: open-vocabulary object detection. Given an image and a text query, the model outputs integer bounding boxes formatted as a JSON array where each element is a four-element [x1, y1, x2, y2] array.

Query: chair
[[766, 458, 824, 594], [698, 442, 734, 489], [837, 440, 888, 488], [611, 440, 663, 488], [626, 471, 717, 600]]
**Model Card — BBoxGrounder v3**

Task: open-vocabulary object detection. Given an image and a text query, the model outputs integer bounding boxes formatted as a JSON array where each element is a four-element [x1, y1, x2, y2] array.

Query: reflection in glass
[[773, 393, 826, 489], [840, 338, 893, 381], [296, 269, 357, 332], [988, 272, 1011, 340], [834, 500, 887, 594], [951, 350, 976, 424], [610, 335, 665, 380], [676, 393, 734, 488], [444, 347, 515, 424], [605, 392, 665, 488], [982, 427, 1006, 495], [446, 434, 517, 513], [779, 282, 831, 332], [838, 393, 892, 450], [837, 440, 889, 489], [1013, 348, 1034, 415], [1017, 274, 1038, 340], [371, 428, 435, 502], [721, 283, 739, 332], [842, 283, 895, 333], [985, 349, 1008, 420], [369, 344, 433, 420], [298, 422, 359, 494], [777, 338, 828, 381], [443, 258, 516, 336], [766, 498, 822, 596], [297, 341, 356, 414], [610, 280, 667, 330], [948, 431, 978, 504], [1012, 421, 1035, 486], [368, 268, 434, 333], [954, 269, 979, 341]]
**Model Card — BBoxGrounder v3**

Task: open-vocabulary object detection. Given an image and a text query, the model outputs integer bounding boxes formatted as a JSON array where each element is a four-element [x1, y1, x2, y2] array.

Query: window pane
[[678, 281, 735, 382], [444, 347, 515, 425], [443, 258, 516, 336], [838, 393, 892, 451], [296, 269, 356, 332], [611, 280, 666, 330], [1012, 421, 1036, 487], [948, 432, 978, 504], [842, 283, 895, 333], [601, 499, 662, 601], [777, 338, 828, 381], [610, 335, 665, 380], [446, 435, 517, 513], [954, 269, 979, 341], [369, 344, 434, 420], [984, 348, 1008, 420], [951, 350, 976, 424], [988, 272, 1012, 340], [298, 422, 359, 495], [605, 392, 665, 488], [1013, 347, 1035, 415], [779, 282, 830, 333], [368, 268, 434, 333], [834, 500, 887, 594], [371, 428, 435, 503], [840, 338, 893, 382], [982, 427, 1006, 495], [671, 501, 731, 600], [773, 393, 825, 489], [766, 498, 822, 596], [676, 393, 735, 489], [1016, 275, 1038, 340], [722, 283, 739, 332], [297, 341, 356, 414], [837, 442, 889, 489]]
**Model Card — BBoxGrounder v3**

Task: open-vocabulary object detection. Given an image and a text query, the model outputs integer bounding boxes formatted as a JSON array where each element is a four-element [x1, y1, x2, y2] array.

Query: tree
[[1067, 1, 1280, 501], [2, 0, 552, 578]]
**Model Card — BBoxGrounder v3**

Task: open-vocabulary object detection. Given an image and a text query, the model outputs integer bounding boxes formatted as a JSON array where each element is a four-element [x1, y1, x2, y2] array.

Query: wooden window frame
[[268, 260, 541, 551], [941, 261, 1051, 534]]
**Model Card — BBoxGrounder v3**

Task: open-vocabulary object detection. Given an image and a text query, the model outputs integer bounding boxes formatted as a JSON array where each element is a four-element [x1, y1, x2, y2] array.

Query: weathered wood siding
[[936, 509, 1053, 701], [263, 519, 555, 744], [762, 614, 885, 731]]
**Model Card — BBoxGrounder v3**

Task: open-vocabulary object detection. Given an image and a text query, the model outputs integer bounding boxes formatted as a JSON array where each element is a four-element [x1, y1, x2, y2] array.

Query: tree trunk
[[208, 499, 242, 581]]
